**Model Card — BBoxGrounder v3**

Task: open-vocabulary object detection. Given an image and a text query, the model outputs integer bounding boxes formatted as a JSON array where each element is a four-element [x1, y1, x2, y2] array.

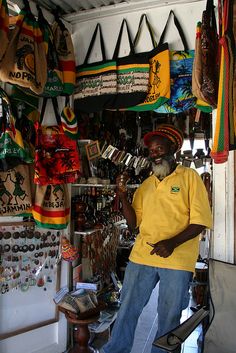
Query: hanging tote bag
[[0, 0, 9, 63], [74, 23, 117, 113], [32, 183, 70, 229], [200, 0, 219, 108], [106, 18, 150, 110], [37, 5, 64, 98], [0, 164, 32, 216], [211, 0, 234, 163], [52, 14, 76, 96], [192, 22, 212, 113], [0, 88, 33, 171], [126, 14, 170, 111], [155, 10, 196, 114], [0, 0, 47, 95], [34, 98, 81, 185]]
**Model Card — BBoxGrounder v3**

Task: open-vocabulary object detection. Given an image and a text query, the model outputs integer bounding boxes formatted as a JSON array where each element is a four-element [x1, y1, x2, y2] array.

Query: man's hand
[[116, 172, 130, 197], [147, 239, 176, 258]]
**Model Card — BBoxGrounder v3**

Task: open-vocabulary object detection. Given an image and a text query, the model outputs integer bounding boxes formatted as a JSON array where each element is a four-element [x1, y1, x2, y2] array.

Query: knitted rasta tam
[[143, 124, 184, 153]]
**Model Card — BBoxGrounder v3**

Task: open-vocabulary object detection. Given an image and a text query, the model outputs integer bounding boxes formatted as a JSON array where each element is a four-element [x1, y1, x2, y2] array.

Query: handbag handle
[[84, 23, 107, 64], [22, 0, 35, 22], [133, 14, 157, 49], [158, 10, 189, 51], [112, 18, 135, 59], [0, 88, 13, 126], [40, 98, 61, 125], [53, 8, 66, 31], [206, 0, 217, 32]]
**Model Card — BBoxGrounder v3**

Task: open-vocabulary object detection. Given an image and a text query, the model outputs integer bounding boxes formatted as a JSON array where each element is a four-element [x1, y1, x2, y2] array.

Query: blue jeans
[[102, 261, 192, 353]]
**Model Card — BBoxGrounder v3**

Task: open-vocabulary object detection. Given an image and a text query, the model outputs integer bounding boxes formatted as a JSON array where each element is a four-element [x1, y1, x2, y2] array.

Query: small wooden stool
[[65, 312, 100, 353]]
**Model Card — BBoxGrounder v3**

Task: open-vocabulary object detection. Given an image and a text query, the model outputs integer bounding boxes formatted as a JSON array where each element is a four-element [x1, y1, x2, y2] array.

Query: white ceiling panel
[[8, 0, 203, 22]]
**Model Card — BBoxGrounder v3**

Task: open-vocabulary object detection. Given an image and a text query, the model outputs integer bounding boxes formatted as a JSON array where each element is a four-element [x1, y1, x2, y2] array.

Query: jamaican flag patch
[[171, 186, 180, 193]]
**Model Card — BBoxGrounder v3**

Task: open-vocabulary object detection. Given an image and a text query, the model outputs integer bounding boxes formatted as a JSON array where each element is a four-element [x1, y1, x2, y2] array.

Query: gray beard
[[152, 160, 171, 180]]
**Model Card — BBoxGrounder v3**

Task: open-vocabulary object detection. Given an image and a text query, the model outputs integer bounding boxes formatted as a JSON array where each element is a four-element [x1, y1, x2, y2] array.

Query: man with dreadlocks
[[100, 124, 212, 353]]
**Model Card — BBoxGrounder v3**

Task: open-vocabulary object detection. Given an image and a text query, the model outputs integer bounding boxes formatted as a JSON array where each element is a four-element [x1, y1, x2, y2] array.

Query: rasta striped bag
[[0, 1, 47, 95], [37, 6, 64, 98], [0, 87, 33, 171], [126, 14, 170, 112], [32, 184, 70, 229], [74, 23, 117, 113], [106, 18, 150, 110], [52, 14, 76, 96]]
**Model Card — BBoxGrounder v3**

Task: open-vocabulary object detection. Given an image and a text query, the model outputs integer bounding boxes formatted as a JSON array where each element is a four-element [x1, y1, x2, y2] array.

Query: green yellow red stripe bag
[[32, 184, 70, 229], [211, 0, 234, 163], [192, 22, 212, 113], [0, 87, 34, 171], [106, 18, 150, 110], [52, 14, 76, 96], [126, 14, 170, 112], [74, 23, 117, 113], [0, 1, 47, 95], [37, 6, 64, 98]]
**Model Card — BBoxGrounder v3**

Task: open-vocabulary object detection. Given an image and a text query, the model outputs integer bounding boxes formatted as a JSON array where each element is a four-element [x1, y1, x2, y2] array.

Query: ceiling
[[8, 0, 203, 23]]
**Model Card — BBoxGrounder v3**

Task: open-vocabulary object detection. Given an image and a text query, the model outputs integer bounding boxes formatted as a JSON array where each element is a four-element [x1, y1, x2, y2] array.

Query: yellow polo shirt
[[129, 165, 212, 273]]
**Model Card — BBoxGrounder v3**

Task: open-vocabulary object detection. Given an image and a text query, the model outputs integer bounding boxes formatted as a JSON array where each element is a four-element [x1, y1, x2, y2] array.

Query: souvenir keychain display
[[81, 224, 120, 285], [0, 222, 61, 294]]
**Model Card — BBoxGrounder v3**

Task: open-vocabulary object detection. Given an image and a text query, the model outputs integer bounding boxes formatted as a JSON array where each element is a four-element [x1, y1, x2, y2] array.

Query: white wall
[[72, 1, 207, 65], [0, 255, 69, 353]]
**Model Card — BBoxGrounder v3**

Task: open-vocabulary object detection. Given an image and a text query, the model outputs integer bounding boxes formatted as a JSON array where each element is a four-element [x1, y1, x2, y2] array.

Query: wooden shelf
[[72, 183, 139, 188], [74, 229, 101, 235]]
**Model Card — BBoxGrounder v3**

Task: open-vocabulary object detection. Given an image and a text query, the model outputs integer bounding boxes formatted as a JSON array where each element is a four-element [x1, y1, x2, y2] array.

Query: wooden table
[[65, 313, 100, 353]]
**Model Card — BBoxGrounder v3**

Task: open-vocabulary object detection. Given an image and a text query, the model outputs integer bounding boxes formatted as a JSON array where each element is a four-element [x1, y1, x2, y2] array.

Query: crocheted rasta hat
[[143, 124, 184, 153]]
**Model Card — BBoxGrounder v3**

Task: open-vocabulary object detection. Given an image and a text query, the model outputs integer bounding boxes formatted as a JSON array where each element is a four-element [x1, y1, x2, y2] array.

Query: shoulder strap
[[65, 95, 70, 107], [22, 0, 35, 22], [158, 10, 189, 51], [51, 97, 62, 125], [84, 23, 106, 64], [40, 98, 61, 125], [133, 14, 157, 49], [0, 88, 12, 127], [112, 18, 135, 59], [206, 0, 217, 32], [40, 98, 48, 124], [53, 9, 67, 31]]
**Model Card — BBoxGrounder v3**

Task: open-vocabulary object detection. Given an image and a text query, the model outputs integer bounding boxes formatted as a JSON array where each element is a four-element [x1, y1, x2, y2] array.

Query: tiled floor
[[92, 284, 202, 353]]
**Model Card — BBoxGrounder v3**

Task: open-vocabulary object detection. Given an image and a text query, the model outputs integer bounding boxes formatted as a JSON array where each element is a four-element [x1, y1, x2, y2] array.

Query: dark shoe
[[190, 304, 202, 312]]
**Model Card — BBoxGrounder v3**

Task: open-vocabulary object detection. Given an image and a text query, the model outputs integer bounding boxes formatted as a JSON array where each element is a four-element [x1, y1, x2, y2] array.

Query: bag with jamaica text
[[32, 183, 70, 229]]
